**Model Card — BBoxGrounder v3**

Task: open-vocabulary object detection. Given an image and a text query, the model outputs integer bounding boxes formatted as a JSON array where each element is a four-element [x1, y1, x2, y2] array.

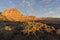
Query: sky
[[0, 0, 60, 18]]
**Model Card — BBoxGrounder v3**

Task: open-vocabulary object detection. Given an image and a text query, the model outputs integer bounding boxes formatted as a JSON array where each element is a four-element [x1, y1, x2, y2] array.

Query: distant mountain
[[38, 18, 60, 24]]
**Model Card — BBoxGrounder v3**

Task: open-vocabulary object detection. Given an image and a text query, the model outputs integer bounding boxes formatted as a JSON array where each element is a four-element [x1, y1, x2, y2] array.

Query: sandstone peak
[[1, 8, 25, 21], [2, 8, 23, 16], [0, 8, 38, 22]]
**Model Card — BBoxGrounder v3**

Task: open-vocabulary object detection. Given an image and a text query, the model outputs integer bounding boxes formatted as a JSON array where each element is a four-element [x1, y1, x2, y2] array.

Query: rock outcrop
[[2, 8, 25, 21], [0, 8, 39, 22]]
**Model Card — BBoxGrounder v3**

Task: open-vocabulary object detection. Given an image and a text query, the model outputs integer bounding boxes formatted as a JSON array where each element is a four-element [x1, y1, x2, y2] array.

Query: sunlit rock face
[[26, 16, 37, 20], [2, 8, 25, 21], [1, 8, 39, 22]]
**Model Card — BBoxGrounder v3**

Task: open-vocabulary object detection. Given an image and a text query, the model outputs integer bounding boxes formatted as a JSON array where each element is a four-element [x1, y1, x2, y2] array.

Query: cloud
[[26, 2, 31, 7], [22, 0, 26, 3], [42, 0, 51, 1], [57, 6, 60, 9], [48, 11, 54, 14], [9, 1, 12, 4], [42, 9, 55, 17], [8, 0, 16, 7], [42, 0, 52, 3], [19, 0, 35, 15], [20, 0, 31, 7]]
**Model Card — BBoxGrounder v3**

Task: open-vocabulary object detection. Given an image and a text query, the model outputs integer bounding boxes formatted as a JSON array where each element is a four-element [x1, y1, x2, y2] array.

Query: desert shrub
[[56, 29, 60, 35], [4, 26, 12, 31], [21, 21, 55, 35]]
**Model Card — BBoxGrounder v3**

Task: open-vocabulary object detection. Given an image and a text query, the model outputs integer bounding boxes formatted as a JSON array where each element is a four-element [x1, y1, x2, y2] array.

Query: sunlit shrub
[[4, 26, 12, 31], [22, 22, 41, 35], [56, 29, 60, 35], [22, 21, 55, 35]]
